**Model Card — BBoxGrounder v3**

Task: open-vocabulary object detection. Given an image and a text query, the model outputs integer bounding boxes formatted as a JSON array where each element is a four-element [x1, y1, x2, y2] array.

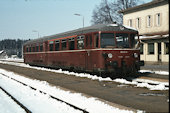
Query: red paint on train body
[[23, 24, 144, 76]]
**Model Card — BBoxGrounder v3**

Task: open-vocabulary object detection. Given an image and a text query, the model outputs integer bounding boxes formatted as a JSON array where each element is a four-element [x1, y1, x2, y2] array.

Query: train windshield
[[101, 33, 115, 48], [100, 33, 137, 48], [116, 33, 129, 48], [116, 33, 137, 48]]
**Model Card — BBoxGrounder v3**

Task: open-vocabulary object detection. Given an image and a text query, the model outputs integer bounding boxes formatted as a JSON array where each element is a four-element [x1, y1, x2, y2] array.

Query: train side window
[[33, 46, 35, 52], [29, 47, 31, 52], [69, 38, 75, 50], [26, 47, 29, 52], [62, 39, 67, 50], [94, 34, 99, 48], [89, 35, 92, 47], [86, 35, 89, 47], [77, 36, 84, 49], [40, 44, 43, 52], [55, 40, 60, 51], [36, 45, 39, 52], [45, 41, 48, 51], [49, 41, 54, 51]]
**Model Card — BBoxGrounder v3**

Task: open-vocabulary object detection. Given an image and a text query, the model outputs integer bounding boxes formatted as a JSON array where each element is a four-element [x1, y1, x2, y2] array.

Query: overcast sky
[[0, 0, 151, 40]]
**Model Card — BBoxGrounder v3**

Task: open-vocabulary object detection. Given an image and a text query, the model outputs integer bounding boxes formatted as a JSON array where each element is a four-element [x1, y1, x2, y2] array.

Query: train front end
[[98, 31, 144, 76]]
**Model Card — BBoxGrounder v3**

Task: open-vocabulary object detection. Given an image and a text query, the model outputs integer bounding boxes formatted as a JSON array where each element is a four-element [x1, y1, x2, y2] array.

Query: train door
[[85, 34, 93, 71], [85, 50, 92, 71], [77, 35, 86, 70]]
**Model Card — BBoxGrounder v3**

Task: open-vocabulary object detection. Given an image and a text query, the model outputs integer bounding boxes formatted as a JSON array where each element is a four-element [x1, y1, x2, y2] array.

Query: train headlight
[[108, 53, 113, 58], [133, 53, 138, 58]]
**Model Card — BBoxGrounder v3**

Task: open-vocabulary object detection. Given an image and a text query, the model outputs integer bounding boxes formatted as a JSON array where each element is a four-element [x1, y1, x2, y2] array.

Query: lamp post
[[74, 13, 84, 28], [32, 30, 39, 38]]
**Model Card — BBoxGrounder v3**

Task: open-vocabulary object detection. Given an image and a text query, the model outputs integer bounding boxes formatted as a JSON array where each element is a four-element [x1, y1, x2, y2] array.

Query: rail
[[0, 86, 32, 113], [0, 73, 89, 113]]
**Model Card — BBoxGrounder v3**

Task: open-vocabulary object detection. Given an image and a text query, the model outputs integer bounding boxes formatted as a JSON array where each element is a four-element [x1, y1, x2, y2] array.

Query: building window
[[136, 18, 140, 29], [140, 43, 143, 54], [147, 15, 151, 27], [148, 43, 154, 54], [156, 13, 161, 26], [129, 19, 132, 27], [49, 41, 54, 51], [165, 42, 169, 54]]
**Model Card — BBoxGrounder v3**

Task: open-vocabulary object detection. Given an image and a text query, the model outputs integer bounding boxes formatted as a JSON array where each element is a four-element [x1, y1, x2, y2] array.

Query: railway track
[[0, 59, 168, 82], [0, 61, 169, 112], [0, 73, 89, 113], [0, 86, 32, 113], [0, 59, 169, 89]]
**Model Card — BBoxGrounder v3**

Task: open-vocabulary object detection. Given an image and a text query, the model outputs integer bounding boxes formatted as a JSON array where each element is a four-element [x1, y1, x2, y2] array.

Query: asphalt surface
[[0, 63, 169, 113]]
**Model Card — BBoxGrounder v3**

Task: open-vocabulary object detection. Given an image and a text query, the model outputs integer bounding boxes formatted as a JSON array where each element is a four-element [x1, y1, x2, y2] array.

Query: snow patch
[[107, 24, 118, 27], [0, 68, 138, 113], [0, 89, 26, 113], [0, 60, 169, 91], [139, 70, 169, 75], [123, 25, 137, 31]]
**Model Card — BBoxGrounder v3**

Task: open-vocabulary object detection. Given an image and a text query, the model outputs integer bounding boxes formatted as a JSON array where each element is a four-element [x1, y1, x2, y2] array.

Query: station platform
[[140, 61, 169, 72]]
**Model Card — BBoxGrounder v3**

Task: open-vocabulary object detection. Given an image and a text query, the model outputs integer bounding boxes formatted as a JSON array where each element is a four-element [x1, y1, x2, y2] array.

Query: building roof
[[119, 0, 168, 14], [24, 24, 137, 45]]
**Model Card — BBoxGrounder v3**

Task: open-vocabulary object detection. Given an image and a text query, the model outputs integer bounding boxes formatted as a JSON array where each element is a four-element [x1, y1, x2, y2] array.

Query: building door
[[158, 43, 161, 61]]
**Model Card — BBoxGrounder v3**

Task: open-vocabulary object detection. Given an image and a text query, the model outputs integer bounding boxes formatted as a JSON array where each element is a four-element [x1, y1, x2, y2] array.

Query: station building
[[120, 0, 169, 64]]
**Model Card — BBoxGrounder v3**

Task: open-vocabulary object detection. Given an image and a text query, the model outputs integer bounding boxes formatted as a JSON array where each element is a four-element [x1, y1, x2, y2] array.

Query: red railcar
[[23, 24, 144, 77]]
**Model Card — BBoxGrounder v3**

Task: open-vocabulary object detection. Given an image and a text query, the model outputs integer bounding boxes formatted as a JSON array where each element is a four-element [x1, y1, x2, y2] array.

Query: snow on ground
[[113, 78, 169, 90], [0, 58, 24, 62], [0, 89, 26, 113], [0, 59, 169, 91], [0, 68, 137, 113], [1, 58, 169, 76], [139, 70, 169, 75]]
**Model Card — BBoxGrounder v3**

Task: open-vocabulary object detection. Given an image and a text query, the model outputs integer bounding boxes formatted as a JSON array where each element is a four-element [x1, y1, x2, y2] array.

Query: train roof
[[24, 24, 138, 45]]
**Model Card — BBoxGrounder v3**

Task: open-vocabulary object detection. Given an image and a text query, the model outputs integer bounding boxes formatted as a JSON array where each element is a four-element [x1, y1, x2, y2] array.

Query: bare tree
[[91, 0, 139, 25]]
